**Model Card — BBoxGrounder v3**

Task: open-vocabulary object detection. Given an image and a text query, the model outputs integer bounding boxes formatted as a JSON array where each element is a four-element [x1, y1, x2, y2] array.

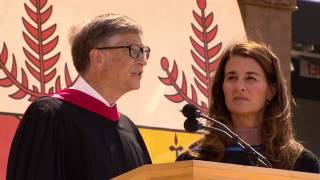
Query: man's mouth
[[132, 71, 143, 77]]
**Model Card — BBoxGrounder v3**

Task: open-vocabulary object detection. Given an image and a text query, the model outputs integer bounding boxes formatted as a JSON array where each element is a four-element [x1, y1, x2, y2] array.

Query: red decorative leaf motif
[[190, 0, 222, 103], [192, 11, 202, 27], [0, 77, 13, 87], [0, 45, 13, 86], [23, 32, 39, 54], [25, 61, 40, 81], [159, 60, 179, 85], [159, 76, 171, 86], [0, 0, 76, 101], [44, 68, 56, 82], [43, 37, 59, 55], [205, 12, 213, 29], [44, 53, 60, 70], [42, 24, 56, 41], [28, 95, 37, 101], [191, 24, 204, 42], [10, 88, 27, 99], [0, 43, 8, 65], [159, 57, 172, 85], [55, 76, 61, 92], [208, 43, 222, 59], [207, 25, 218, 43], [24, 3, 38, 23], [190, 37, 205, 58], [41, 6, 52, 24], [191, 85, 198, 103], [165, 93, 184, 103], [170, 61, 179, 82], [191, 50, 205, 68], [48, 87, 54, 94], [194, 78, 208, 97], [160, 57, 169, 70], [192, 65, 206, 84], [22, 18, 38, 40], [31, 0, 48, 9], [23, 48, 39, 68], [24, 0, 58, 93], [64, 64, 73, 87], [197, 0, 206, 9], [201, 101, 207, 109], [181, 73, 187, 94], [9, 69, 28, 99], [209, 55, 221, 71], [64, 63, 78, 87], [158, 0, 222, 113], [32, 85, 39, 93], [159, 57, 207, 112], [10, 55, 18, 78], [20, 68, 29, 87]]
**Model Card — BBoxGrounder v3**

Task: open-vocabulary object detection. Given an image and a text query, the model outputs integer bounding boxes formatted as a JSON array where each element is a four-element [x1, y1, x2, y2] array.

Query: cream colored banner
[[0, 0, 246, 130]]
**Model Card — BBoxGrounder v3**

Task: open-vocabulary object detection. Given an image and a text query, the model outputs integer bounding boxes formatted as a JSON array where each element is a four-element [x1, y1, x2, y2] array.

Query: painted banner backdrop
[[0, 0, 246, 179]]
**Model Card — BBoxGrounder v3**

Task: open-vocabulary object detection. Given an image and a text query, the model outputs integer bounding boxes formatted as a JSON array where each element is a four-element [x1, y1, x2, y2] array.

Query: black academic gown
[[7, 89, 151, 180], [177, 144, 320, 174]]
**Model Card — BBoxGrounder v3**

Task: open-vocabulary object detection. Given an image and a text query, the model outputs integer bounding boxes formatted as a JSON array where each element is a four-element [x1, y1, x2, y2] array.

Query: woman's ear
[[267, 84, 276, 100]]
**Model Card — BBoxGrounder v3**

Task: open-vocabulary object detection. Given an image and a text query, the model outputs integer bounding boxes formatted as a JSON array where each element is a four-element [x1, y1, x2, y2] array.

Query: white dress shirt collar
[[70, 76, 114, 107]]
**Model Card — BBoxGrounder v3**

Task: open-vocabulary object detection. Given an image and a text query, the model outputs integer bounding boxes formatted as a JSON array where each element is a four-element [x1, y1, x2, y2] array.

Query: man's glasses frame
[[95, 44, 151, 60]]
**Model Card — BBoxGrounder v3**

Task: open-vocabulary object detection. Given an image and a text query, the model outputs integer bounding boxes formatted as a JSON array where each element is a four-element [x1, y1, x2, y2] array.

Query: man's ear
[[89, 49, 103, 66]]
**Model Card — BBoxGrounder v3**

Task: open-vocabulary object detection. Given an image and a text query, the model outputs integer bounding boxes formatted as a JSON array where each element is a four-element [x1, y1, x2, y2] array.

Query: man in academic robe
[[6, 13, 152, 180]]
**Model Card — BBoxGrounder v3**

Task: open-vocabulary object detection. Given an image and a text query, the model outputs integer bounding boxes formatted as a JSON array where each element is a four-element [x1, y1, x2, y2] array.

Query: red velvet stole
[[51, 89, 120, 121]]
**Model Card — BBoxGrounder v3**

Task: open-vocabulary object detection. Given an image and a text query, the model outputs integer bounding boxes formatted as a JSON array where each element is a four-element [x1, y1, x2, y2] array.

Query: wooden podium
[[113, 160, 320, 180]]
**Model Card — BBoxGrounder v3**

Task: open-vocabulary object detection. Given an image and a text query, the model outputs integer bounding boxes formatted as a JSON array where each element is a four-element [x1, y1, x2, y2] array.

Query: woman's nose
[[235, 80, 246, 92]]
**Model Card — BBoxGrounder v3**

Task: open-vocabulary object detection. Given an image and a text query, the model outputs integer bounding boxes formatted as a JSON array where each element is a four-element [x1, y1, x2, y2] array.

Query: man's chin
[[130, 84, 140, 91]]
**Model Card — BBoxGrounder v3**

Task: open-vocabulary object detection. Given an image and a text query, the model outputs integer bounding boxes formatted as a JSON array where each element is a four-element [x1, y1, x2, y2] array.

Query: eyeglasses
[[95, 44, 151, 60]]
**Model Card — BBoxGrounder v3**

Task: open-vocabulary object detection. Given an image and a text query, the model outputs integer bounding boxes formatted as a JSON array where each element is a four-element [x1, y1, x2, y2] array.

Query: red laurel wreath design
[[0, 0, 76, 102], [159, 0, 222, 113]]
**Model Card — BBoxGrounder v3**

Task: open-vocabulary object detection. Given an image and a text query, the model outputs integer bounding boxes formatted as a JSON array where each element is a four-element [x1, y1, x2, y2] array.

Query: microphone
[[181, 104, 228, 129], [183, 118, 199, 133], [181, 104, 201, 119], [181, 104, 272, 168], [184, 118, 234, 139]]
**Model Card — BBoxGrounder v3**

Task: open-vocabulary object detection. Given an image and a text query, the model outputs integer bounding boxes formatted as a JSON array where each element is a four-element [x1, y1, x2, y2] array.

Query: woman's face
[[222, 55, 274, 118]]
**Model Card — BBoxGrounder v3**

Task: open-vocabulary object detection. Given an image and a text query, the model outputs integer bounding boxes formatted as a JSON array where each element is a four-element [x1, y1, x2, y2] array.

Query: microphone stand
[[198, 115, 272, 168]]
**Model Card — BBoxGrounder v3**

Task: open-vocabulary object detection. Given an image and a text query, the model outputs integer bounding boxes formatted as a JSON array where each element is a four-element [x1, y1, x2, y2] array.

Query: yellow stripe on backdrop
[[139, 128, 202, 164]]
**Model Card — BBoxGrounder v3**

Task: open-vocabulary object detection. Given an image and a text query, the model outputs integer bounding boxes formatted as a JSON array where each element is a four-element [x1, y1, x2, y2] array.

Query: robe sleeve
[[133, 125, 152, 164], [6, 97, 65, 180], [120, 114, 152, 164]]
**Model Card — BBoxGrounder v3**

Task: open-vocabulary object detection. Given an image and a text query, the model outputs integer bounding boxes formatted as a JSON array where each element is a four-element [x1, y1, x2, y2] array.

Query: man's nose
[[137, 58, 147, 66]]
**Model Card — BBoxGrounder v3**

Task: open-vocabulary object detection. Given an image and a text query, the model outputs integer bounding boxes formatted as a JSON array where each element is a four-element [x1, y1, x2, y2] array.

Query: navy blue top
[[177, 144, 320, 173]]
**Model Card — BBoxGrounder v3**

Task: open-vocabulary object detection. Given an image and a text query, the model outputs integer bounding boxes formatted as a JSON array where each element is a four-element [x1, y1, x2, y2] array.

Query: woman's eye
[[226, 76, 236, 80], [247, 76, 256, 81]]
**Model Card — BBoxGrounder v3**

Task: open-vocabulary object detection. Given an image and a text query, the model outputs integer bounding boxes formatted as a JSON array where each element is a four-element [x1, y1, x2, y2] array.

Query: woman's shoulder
[[294, 148, 320, 173]]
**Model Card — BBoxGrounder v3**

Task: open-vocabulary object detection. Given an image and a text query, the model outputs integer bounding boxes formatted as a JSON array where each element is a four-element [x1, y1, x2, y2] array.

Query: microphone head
[[181, 104, 200, 118], [184, 118, 199, 133]]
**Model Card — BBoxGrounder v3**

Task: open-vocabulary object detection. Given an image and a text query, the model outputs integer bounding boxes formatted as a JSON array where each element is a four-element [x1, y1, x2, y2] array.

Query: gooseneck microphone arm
[[181, 104, 272, 168], [184, 118, 234, 139], [198, 114, 272, 168]]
